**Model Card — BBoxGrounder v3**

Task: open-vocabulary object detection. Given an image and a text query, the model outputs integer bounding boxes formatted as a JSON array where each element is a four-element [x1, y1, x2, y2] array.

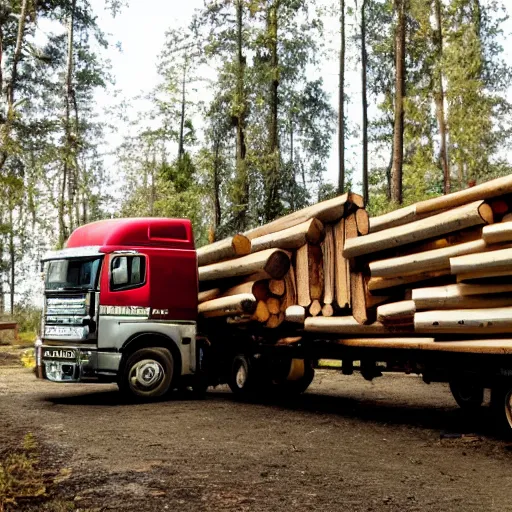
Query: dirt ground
[[2, 357, 512, 511]]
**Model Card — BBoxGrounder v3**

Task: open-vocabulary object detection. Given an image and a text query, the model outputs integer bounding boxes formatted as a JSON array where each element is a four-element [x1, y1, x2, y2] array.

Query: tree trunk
[[0, 0, 29, 171], [361, 0, 369, 204], [212, 140, 221, 239], [338, 0, 345, 193], [233, 0, 248, 230], [433, 0, 450, 194], [391, 0, 406, 204], [178, 60, 187, 161], [265, 1, 280, 222], [8, 208, 14, 314]]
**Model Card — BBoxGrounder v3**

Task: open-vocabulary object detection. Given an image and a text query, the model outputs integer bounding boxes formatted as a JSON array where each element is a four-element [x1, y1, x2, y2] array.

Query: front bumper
[[36, 342, 122, 383]]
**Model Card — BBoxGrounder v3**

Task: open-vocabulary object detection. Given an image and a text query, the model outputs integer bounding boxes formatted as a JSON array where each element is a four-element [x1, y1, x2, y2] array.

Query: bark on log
[[308, 244, 324, 300], [414, 307, 512, 334], [199, 293, 257, 318], [450, 247, 512, 275], [198, 288, 221, 304], [266, 314, 284, 328], [334, 218, 350, 309], [344, 201, 493, 259], [415, 174, 512, 214], [249, 218, 325, 253], [369, 205, 417, 233], [344, 212, 359, 240], [350, 271, 368, 324], [368, 270, 451, 293], [355, 208, 370, 236], [197, 234, 251, 266], [482, 223, 512, 245], [285, 305, 305, 324], [295, 244, 311, 307], [199, 248, 290, 281], [369, 239, 487, 278], [244, 193, 349, 240], [304, 316, 395, 334], [413, 292, 512, 310], [222, 280, 269, 301], [309, 299, 322, 317], [282, 267, 297, 310], [322, 225, 335, 306], [377, 300, 416, 323], [269, 279, 285, 296], [456, 270, 512, 283]]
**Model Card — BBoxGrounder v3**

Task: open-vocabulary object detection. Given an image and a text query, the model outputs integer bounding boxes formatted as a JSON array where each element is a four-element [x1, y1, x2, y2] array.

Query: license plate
[[44, 325, 85, 338], [42, 348, 77, 361]]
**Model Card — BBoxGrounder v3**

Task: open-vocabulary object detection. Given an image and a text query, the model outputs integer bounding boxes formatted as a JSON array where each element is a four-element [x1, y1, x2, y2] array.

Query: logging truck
[[35, 195, 512, 433]]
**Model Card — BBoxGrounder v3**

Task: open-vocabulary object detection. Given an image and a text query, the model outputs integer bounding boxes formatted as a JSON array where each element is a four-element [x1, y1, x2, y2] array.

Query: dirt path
[[2, 366, 512, 511]]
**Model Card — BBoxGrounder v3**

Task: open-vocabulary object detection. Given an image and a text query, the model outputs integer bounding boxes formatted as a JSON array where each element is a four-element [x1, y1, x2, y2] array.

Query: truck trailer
[[35, 211, 512, 434]]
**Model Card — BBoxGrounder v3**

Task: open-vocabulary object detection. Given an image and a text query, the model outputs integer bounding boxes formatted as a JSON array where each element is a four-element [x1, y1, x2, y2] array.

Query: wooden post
[[334, 218, 350, 309], [295, 245, 311, 307]]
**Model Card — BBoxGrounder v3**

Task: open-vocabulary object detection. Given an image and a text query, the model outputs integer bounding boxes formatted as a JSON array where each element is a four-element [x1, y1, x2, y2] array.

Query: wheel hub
[[235, 364, 247, 389], [130, 359, 164, 390]]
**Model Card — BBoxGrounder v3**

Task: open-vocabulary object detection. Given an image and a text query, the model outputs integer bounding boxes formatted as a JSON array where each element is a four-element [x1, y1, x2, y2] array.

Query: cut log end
[[232, 233, 252, 256], [478, 202, 494, 225], [263, 250, 291, 279]]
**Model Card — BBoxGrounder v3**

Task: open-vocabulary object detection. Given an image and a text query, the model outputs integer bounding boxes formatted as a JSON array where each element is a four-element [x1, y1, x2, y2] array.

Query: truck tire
[[491, 385, 512, 435], [118, 347, 174, 400], [273, 360, 315, 396], [449, 380, 484, 411], [228, 355, 258, 396]]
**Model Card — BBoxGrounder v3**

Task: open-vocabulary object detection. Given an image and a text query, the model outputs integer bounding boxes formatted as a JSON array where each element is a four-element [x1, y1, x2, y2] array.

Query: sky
[[90, 0, 512, 193]]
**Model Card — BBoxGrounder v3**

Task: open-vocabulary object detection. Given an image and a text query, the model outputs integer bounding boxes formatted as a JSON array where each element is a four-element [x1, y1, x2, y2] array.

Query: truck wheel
[[449, 380, 484, 411], [118, 347, 174, 400], [491, 385, 512, 435], [228, 355, 257, 396], [274, 360, 315, 396]]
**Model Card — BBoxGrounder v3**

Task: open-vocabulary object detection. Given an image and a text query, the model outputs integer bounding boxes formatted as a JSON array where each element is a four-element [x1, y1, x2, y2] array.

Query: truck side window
[[111, 256, 146, 291]]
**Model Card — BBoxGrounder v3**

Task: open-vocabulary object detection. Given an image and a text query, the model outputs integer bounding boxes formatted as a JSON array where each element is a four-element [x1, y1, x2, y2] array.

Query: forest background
[[0, 0, 511, 332]]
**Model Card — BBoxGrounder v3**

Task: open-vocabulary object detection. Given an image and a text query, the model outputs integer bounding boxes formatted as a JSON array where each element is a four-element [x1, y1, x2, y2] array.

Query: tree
[[338, 0, 346, 194], [361, 0, 369, 204]]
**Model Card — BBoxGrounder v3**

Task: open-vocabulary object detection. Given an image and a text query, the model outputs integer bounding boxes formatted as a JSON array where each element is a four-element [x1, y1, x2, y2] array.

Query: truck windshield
[[45, 257, 102, 291]]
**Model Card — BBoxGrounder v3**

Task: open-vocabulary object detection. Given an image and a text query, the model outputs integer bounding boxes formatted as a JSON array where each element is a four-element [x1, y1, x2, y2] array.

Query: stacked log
[[197, 192, 364, 327], [197, 175, 512, 345]]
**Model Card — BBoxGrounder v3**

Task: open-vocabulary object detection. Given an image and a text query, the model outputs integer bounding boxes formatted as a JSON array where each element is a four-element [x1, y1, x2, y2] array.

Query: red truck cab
[[36, 218, 203, 398]]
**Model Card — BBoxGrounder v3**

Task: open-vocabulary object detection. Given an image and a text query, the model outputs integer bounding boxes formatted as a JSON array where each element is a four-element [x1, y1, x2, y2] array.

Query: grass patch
[[0, 433, 46, 511]]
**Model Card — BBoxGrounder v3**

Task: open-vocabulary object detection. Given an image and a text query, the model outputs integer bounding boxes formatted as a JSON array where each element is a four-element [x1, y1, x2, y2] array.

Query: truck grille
[[44, 295, 89, 340]]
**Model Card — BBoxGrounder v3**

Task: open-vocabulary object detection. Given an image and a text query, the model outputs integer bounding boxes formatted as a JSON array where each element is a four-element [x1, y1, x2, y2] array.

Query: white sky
[[90, 0, 512, 193]]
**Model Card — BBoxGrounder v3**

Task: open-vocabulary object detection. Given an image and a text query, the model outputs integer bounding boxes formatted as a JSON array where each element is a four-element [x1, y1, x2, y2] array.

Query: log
[[276, 336, 302, 346], [309, 299, 322, 317], [197, 234, 251, 266], [266, 314, 284, 328], [337, 337, 435, 349], [321, 304, 334, 317], [350, 271, 368, 324], [489, 198, 509, 216], [368, 270, 451, 293], [308, 244, 324, 300], [269, 279, 285, 296], [249, 218, 325, 253], [415, 174, 512, 214], [267, 297, 281, 315], [414, 307, 512, 334], [365, 292, 393, 309], [321, 225, 335, 306], [377, 300, 416, 323], [334, 218, 350, 309], [412, 283, 512, 309], [198, 288, 221, 304], [482, 223, 512, 245], [369, 205, 418, 233], [369, 239, 487, 278], [198, 248, 290, 281], [295, 244, 311, 307], [222, 280, 269, 301], [343, 201, 493, 259], [348, 192, 365, 209], [253, 300, 270, 323], [244, 193, 349, 240], [413, 292, 512, 310], [282, 267, 297, 310], [355, 208, 370, 236], [503, 213, 512, 222], [456, 269, 512, 283], [226, 315, 253, 325], [344, 212, 358, 240], [450, 246, 512, 275], [304, 316, 395, 334], [285, 305, 306, 324], [199, 293, 257, 318]]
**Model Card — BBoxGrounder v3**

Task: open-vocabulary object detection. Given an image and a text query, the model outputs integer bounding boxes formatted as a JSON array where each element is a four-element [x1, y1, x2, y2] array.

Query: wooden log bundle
[[195, 175, 512, 349]]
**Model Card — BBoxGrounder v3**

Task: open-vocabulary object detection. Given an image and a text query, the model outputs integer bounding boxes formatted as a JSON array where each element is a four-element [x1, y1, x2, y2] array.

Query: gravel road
[[2, 363, 512, 511]]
